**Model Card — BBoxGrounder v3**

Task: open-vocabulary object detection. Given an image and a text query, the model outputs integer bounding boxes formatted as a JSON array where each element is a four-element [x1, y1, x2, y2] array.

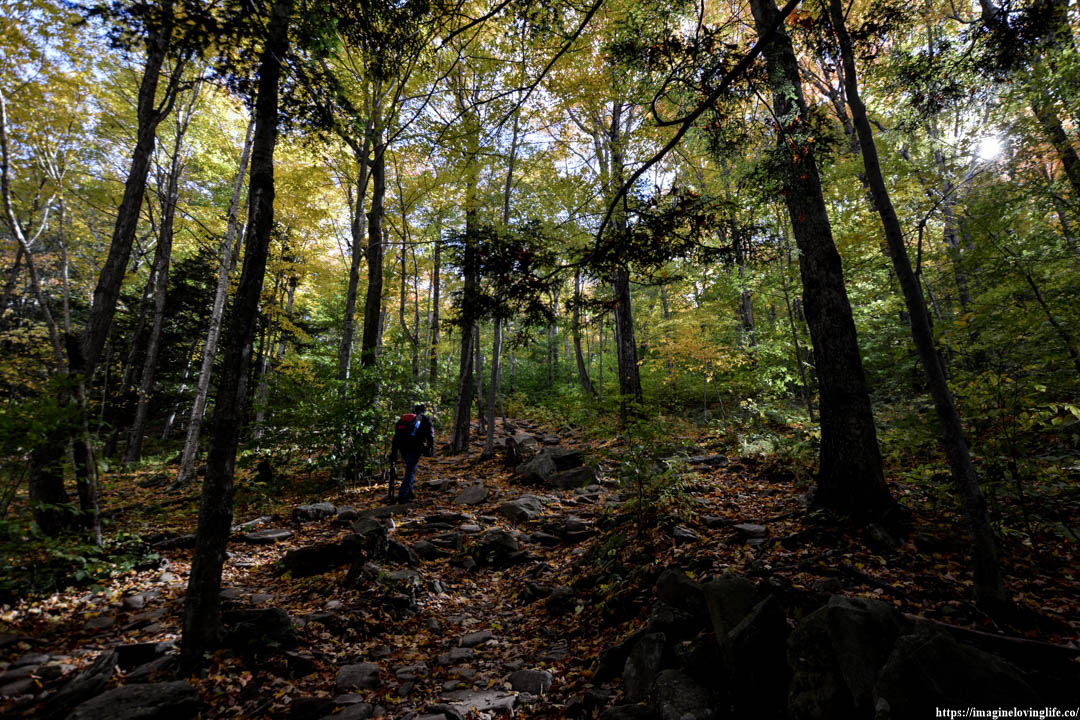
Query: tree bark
[[749, 0, 895, 522], [830, 0, 1007, 609], [172, 117, 254, 489], [181, 0, 291, 668], [125, 86, 197, 464], [573, 269, 597, 398], [360, 85, 385, 373], [337, 124, 371, 395], [429, 230, 440, 386]]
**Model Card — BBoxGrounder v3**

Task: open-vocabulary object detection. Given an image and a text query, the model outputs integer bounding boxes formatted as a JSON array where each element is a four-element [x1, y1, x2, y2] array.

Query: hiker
[[389, 403, 435, 503]]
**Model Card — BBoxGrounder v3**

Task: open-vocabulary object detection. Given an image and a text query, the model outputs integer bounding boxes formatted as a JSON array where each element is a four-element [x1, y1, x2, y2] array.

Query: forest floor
[[1, 419, 1078, 718]]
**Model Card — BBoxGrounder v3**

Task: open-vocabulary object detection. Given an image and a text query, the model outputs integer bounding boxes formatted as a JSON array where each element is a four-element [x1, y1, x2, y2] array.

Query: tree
[[181, 0, 292, 667], [747, 0, 897, 524]]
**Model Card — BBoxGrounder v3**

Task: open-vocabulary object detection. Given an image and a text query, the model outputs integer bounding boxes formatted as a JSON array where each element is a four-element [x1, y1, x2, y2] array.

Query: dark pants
[[398, 449, 421, 501]]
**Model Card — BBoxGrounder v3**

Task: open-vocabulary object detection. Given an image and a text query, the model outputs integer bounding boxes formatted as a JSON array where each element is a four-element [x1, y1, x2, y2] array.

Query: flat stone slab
[[733, 523, 767, 538], [436, 689, 518, 716], [459, 631, 493, 647], [241, 528, 294, 544]]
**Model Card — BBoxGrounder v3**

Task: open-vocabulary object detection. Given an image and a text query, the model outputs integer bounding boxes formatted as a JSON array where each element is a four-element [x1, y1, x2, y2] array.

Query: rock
[[624, 632, 666, 703], [727, 595, 789, 716], [683, 454, 728, 467], [498, 495, 544, 523], [394, 663, 429, 680], [437, 689, 517, 716], [320, 703, 373, 720], [65, 680, 198, 720], [545, 586, 575, 614], [122, 594, 146, 612], [733, 523, 767, 539], [672, 526, 698, 544], [509, 669, 553, 694], [0, 664, 35, 684], [427, 512, 467, 525], [335, 506, 359, 522], [242, 528, 294, 544], [655, 569, 706, 619], [351, 517, 389, 555], [702, 516, 729, 529], [1, 677, 36, 696], [597, 705, 661, 720], [437, 647, 475, 665], [426, 478, 456, 492], [703, 575, 759, 640], [530, 531, 561, 547], [41, 650, 118, 718], [545, 447, 585, 470], [459, 631, 493, 647], [293, 502, 337, 523], [648, 669, 714, 720], [387, 539, 419, 566], [645, 601, 700, 639], [430, 532, 465, 550], [454, 484, 488, 505], [413, 540, 450, 560], [85, 615, 116, 631], [516, 452, 557, 484], [787, 595, 912, 720], [547, 465, 595, 490], [542, 435, 561, 445], [874, 629, 1039, 717], [459, 523, 482, 534], [115, 642, 173, 671], [281, 539, 364, 578], [335, 663, 380, 694], [285, 651, 317, 677], [222, 607, 298, 653], [473, 529, 522, 566]]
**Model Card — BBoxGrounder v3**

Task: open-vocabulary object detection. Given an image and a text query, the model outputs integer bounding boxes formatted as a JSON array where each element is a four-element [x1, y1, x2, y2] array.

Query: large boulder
[[873, 630, 1039, 717], [508, 669, 553, 694], [293, 502, 337, 523], [335, 663, 380, 694], [472, 529, 523, 566], [516, 452, 558, 484], [222, 607, 298, 654], [703, 576, 759, 642], [648, 669, 715, 720], [42, 650, 117, 719], [350, 517, 389, 556], [281, 539, 363, 578], [498, 495, 544, 523], [623, 633, 666, 703], [545, 447, 584, 470], [727, 595, 790, 717], [454, 484, 488, 505], [655, 569, 706, 620], [787, 596, 911, 720], [66, 681, 198, 720], [547, 465, 595, 490]]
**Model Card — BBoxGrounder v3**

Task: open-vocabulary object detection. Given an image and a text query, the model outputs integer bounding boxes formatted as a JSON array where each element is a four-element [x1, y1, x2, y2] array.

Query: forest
[[1, 0, 1078, 717]]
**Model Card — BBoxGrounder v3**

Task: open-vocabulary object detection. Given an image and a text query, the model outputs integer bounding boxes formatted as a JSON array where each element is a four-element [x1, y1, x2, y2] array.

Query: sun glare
[[978, 136, 1003, 161]]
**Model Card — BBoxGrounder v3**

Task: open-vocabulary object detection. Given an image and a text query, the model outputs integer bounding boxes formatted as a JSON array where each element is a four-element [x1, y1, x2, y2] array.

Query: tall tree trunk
[[80, 0, 183, 378], [173, 118, 253, 489], [337, 123, 372, 396], [749, 0, 895, 522], [474, 324, 485, 433], [484, 319, 503, 456], [429, 230, 440, 386], [573, 269, 597, 398], [830, 0, 1007, 608], [607, 101, 643, 419], [181, 0, 291, 667], [125, 86, 197, 464], [360, 85, 385, 374], [161, 339, 196, 440], [449, 77, 480, 454]]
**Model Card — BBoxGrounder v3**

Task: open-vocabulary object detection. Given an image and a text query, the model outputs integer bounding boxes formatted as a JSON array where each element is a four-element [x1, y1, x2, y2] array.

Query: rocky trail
[[2, 420, 1078, 719]]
